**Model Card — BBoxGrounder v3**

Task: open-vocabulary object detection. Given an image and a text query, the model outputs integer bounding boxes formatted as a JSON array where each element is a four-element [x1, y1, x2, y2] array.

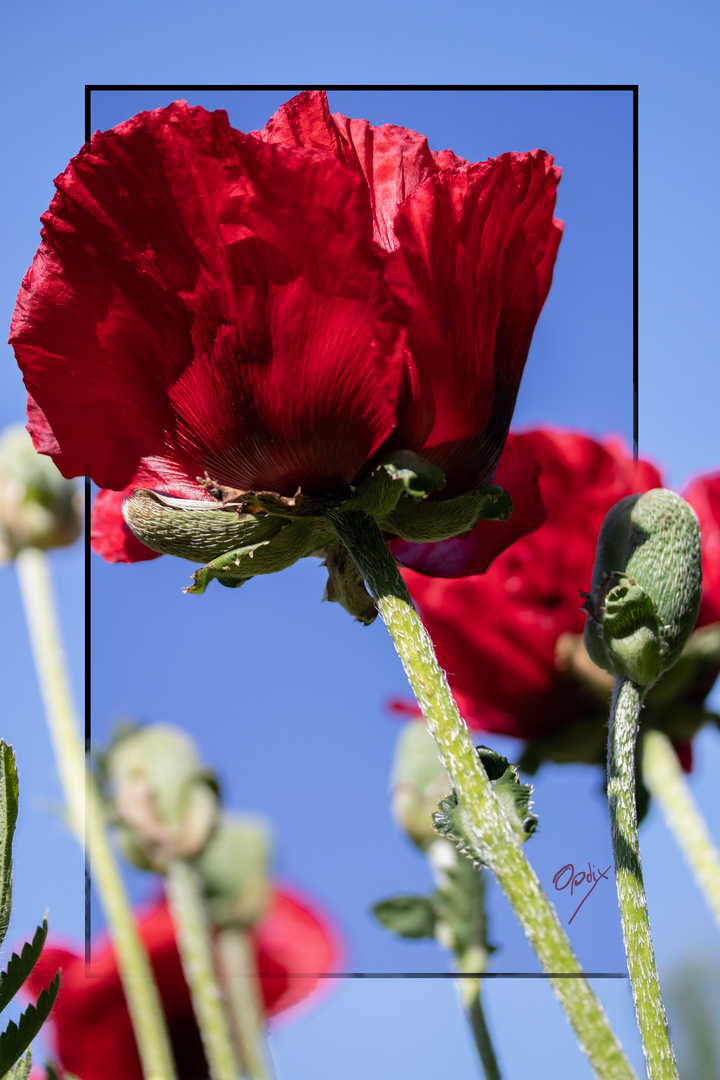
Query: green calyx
[[584, 490, 703, 687], [433, 746, 537, 868], [121, 451, 515, 600]]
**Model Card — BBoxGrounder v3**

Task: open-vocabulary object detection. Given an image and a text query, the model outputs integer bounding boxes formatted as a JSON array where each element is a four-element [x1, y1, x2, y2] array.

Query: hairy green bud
[[0, 425, 81, 561], [102, 723, 219, 872], [391, 721, 451, 850], [584, 489, 702, 687]]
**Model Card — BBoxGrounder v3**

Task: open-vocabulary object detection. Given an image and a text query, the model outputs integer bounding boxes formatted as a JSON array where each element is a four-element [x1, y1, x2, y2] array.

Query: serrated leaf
[[1, 1047, 31, 1080], [0, 920, 49, 1014], [0, 973, 60, 1075], [372, 895, 437, 939], [0, 745, 19, 952], [432, 746, 537, 868]]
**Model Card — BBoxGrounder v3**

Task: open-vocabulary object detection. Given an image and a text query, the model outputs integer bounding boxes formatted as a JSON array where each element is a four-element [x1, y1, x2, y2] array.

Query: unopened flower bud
[[103, 723, 219, 872], [195, 814, 272, 928], [391, 721, 451, 850], [0, 425, 81, 561], [583, 489, 702, 687]]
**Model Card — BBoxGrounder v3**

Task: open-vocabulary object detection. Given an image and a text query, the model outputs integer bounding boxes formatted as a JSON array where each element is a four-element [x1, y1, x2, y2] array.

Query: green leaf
[[372, 895, 437, 939], [0, 974, 60, 1075], [0, 745, 19, 952], [1, 1047, 31, 1080], [0, 921, 48, 1014], [433, 746, 537, 868], [0, 1049, 30, 1080]]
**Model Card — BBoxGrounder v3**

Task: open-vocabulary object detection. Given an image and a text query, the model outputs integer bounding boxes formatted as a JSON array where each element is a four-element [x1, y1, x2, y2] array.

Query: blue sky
[[1, 7, 720, 1079]]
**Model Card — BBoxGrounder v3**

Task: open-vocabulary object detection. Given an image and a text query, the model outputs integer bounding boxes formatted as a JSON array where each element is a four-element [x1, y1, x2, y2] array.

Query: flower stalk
[[165, 858, 240, 1080], [328, 509, 637, 1080], [15, 546, 179, 1080], [608, 679, 678, 1079], [217, 927, 275, 1080], [426, 840, 502, 1080], [642, 728, 720, 930]]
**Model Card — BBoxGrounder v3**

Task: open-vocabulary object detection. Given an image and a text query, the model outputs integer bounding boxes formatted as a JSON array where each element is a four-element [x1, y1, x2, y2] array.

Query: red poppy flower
[[10, 91, 562, 577], [25, 888, 341, 1080], [401, 428, 720, 762]]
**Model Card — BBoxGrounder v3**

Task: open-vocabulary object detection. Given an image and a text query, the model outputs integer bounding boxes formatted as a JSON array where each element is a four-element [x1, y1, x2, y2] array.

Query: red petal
[[390, 432, 546, 577], [403, 429, 663, 739], [11, 101, 406, 499], [91, 487, 163, 563], [254, 90, 466, 253], [23, 887, 340, 1080], [682, 470, 720, 627], [385, 152, 563, 494]]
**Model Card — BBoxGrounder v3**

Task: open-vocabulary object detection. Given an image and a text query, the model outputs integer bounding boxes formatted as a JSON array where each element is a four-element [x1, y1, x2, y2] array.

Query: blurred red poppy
[[25, 888, 341, 1080], [10, 91, 561, 575], [401, 429, 720, 765]]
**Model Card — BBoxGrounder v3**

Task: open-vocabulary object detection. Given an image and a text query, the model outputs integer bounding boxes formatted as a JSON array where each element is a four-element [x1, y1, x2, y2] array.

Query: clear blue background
[[1, 10, 719, 1080]]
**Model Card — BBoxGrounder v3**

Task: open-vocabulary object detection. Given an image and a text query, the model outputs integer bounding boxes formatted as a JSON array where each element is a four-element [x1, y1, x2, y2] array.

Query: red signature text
[[552, 862, 612, 924]]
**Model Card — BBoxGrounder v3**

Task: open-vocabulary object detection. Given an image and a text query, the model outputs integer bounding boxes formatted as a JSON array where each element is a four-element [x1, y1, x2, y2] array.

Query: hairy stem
[[427, 840, 502, 1080], [329, 510, 637, 1080], [166, 859, 240, 1080], [16, 546, 178, 1080], [217, 927, 275, 1080], [608, 678, 678, 1079], [642, 728, 720, 928]]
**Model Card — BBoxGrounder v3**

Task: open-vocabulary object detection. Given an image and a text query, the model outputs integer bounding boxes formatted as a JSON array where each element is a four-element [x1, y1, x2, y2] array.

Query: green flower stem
[[426, 841, 501, 1080], [458, 979, 503, 1080], [15, 546, 178, 1080], [165, 859, 240, 1080], [217, 927, 275, 1080], [329, 510, 637, 1080], [642, 728, 720, 929], [608, 678, 678, 1079]]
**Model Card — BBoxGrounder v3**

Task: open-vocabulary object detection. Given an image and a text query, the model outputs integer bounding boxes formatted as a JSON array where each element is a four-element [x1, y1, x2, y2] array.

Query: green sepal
[[197, 476, 344, 519], [1, 1048, 31, 1080], [0, 973, 60, 1076], [602, 574, 667, 687], [379, 485, 512, 544], [371, 895, 438, 939], [372, 451, 446, 500], [433, 746, 537, 868], [0, 921, 49, 1014], [321, 542, 377, 625], [123, 489, 287, 562], [0, 744, 19, 952], [187, 519, 335, 594]]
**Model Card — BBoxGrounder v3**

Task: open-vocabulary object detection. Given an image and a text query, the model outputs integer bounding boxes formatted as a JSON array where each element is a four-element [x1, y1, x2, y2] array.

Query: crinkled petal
[[23, 888, 340, 1080], [683, 470, 720, 627], [91, 487, 163, 563], [385, 152, 563, 494], [10, 101, 406, 498], [390, 433, 545, 577], [253, 90, 467, 252]]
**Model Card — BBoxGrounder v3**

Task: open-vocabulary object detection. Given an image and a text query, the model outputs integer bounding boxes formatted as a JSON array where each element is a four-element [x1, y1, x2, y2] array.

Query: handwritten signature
[[552, 862, 612, 924]]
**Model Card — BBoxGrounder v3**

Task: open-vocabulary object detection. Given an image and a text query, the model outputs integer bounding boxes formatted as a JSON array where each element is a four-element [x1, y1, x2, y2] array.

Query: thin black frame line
[[84, 84, 637, 981], [87, 83, 637, 93]]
